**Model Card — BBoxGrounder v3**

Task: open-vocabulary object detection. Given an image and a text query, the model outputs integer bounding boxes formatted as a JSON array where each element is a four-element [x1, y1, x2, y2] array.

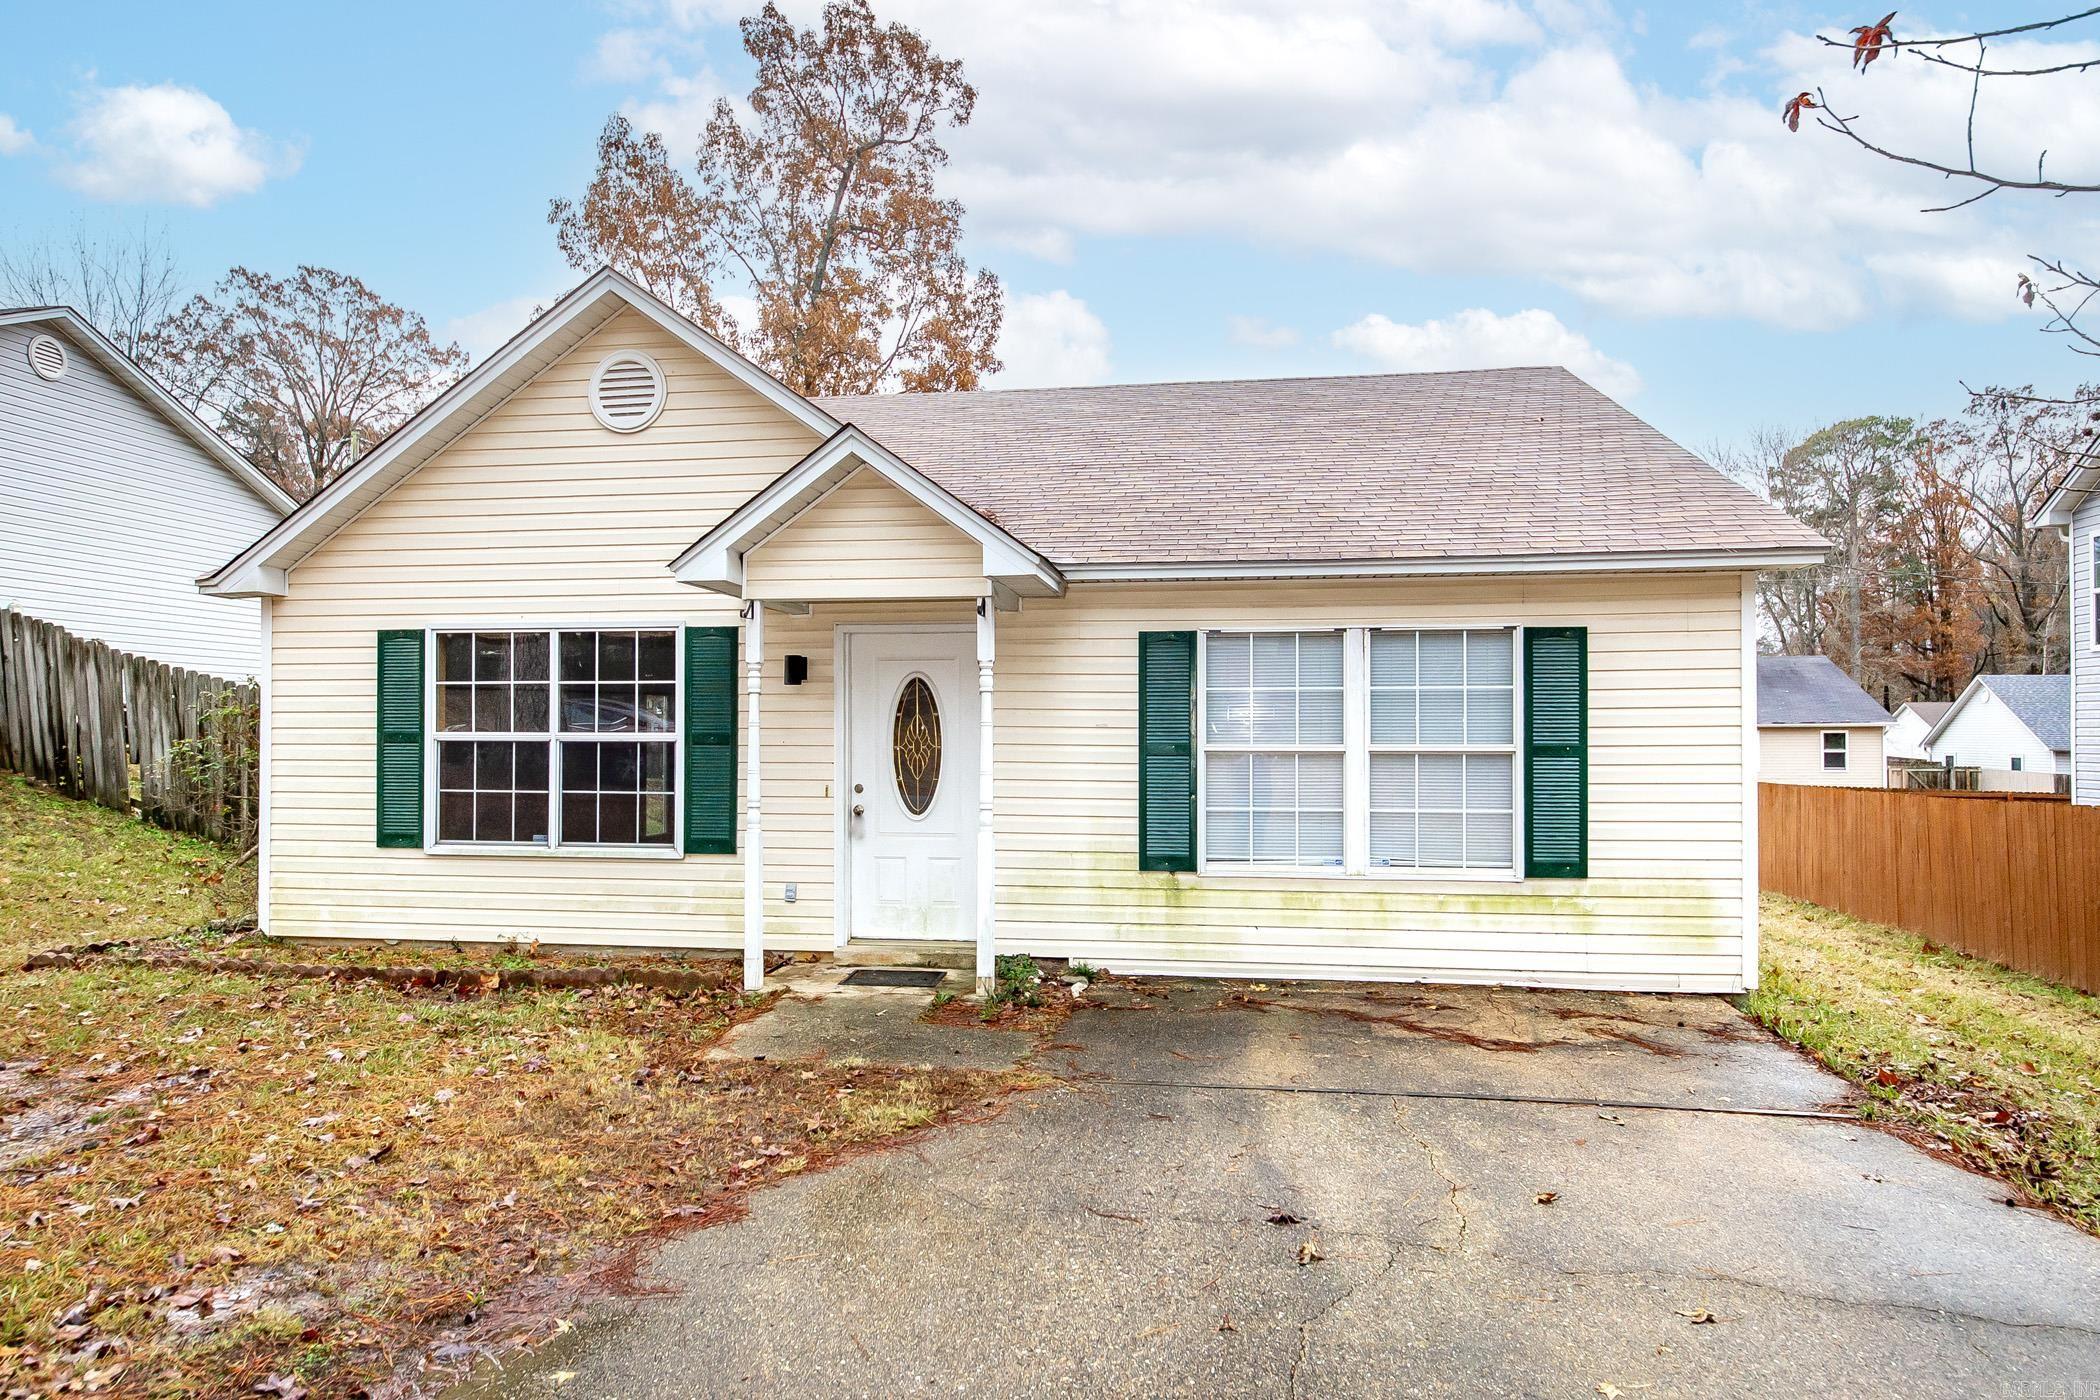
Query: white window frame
[[1196, 625, 1524, 882], [423, 623, 685, 859], [2089, 532, 2098, 648], [1821, 730, 1848, 771]]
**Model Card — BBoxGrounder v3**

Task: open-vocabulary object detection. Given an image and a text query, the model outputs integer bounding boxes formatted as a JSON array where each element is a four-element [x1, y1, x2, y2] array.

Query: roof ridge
[[814, 364, 1581, 404]]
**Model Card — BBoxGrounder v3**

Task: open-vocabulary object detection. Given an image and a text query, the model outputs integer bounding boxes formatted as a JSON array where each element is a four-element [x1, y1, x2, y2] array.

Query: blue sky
[[2, 0, 2091, 458]]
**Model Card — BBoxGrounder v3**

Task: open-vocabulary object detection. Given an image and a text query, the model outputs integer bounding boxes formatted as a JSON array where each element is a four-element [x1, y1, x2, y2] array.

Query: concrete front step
[[834, 940, 976, 972]]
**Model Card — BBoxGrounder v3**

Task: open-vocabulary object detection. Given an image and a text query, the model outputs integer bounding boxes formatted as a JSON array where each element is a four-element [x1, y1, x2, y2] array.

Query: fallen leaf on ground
[[1297, 1235, 1324, 1266], [1534, 1191, 1559, 1205], [1265, 1211, 1303, 1226], [1674, 1308, 1719, 1325]]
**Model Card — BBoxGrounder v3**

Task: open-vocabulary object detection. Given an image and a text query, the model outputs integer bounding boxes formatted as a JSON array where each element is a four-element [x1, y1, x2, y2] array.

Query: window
[[1203, 632, 1345, 866], [2011, 755, 2025, 772], [1199, 628, 1518, 874], [1368, 630, 1515, 870], [1822, 730, 1847, 770], [434, 628, 677, 849], [2090, 534, 2098, 647]]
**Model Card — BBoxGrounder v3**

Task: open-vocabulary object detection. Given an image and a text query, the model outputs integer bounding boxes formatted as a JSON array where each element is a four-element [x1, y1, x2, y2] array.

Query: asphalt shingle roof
[[1757, 655, 1893, 726], [816, 367, 1827, 567], [1975, 674, 2071, 751]]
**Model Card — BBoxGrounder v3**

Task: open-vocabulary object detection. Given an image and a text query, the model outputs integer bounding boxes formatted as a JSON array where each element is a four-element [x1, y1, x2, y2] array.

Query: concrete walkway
[[453, 981, 2100, 1398]]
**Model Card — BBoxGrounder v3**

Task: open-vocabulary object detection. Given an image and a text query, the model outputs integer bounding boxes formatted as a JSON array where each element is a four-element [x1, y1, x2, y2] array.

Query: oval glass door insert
[[892, 676, 942, 816]]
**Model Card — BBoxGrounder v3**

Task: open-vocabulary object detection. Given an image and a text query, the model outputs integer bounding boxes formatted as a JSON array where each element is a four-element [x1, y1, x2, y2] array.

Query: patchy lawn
[[1747, 893, 2100, 1235], [0, 777, 1042, 1396]]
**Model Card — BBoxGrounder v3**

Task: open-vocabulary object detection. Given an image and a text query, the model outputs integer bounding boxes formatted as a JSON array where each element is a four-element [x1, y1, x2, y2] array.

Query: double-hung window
[[1203, 632, 1346, 867], [1367, 629, 1516, 870], [1199, 627, 1518, 875], [1821, 730, 1847, 771], [433, 628, 678, 850]]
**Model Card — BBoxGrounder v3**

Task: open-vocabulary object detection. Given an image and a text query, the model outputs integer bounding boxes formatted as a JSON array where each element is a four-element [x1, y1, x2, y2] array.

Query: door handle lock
[[852, 804, 866, 818]]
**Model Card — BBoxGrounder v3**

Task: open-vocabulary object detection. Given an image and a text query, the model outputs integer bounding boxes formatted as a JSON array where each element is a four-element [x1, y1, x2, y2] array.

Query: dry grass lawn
[[1747, 893, 2100, 1235], [0, 777, 1040, 1396]]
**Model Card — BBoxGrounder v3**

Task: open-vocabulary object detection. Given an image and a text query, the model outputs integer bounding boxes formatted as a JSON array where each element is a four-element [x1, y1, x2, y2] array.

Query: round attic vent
[[26, 333, 67, 381], [589, 350, 666, 432]]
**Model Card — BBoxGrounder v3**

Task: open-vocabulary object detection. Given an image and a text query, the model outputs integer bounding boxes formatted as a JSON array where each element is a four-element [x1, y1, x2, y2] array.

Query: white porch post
[[742, 601, 765, 991], [975, 598, 997, 991]]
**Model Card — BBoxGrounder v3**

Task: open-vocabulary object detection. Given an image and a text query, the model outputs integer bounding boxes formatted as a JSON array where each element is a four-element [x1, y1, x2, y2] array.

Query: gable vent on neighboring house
[[26, 334, 68, 381], [589, 350, 667, 432]]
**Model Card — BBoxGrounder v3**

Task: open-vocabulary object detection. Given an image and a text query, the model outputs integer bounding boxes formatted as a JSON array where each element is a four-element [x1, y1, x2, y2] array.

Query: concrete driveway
[[456, 980, 2100, 1398]]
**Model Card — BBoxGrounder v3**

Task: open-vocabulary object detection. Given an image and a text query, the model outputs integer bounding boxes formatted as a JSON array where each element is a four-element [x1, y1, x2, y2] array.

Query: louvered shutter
[[1523, 626, 1588, 878], [683, 626, 738, 854], [1138, 631, 1197, 872], [375, 630, 424, 848]]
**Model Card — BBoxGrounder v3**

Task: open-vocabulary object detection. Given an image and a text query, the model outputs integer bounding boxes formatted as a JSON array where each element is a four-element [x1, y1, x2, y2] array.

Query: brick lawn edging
[[20, 942, 739, 994]]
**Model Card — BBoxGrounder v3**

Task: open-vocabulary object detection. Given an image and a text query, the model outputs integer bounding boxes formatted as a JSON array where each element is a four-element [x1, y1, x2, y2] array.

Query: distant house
[[1756, 655, 1893, 787], [1885, 700, 1952, 763], [1921, 675, 2070, 789], [2036, 463, 2099, 803], [1, 306, 293, 678]]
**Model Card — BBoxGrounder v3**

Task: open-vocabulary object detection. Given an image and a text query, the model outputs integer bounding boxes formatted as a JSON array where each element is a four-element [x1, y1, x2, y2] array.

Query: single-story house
[[2036, 463, 2098, 803], [199, 269, 1827, 994], [2, 306, 293, 677], [1884, 700, 1951, 764], [1754, 655, 1892, 787], [1921, 674, 2071, 788]]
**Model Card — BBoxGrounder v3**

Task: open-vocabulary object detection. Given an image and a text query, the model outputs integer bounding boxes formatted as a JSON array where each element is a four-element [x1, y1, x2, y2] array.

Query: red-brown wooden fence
[[1760, 782, 2100, 995]]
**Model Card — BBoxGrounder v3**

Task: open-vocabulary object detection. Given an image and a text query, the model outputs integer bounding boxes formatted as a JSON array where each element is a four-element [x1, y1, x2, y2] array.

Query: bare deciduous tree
[[1784, 10, 2100, 373], [0, 221, 185, 358], [551, 0, 1002, 395], [148, 267, 469, 501]]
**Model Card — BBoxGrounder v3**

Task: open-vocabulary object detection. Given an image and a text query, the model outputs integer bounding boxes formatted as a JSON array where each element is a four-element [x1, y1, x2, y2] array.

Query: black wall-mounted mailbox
[[784, 654, 808, 686]]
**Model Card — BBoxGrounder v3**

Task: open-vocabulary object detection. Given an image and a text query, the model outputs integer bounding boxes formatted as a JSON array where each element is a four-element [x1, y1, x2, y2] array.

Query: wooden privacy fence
[[0, 609, 258, 847], [1760, 782, 2100, 996]]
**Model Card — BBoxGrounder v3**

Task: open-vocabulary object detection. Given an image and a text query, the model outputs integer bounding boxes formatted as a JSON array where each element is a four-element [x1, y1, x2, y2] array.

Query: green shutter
[[1524, 626, 1588, 879], [1138, 630, 1197, 872], [375, 630, 424, 848], [684, 626, 738, 855]]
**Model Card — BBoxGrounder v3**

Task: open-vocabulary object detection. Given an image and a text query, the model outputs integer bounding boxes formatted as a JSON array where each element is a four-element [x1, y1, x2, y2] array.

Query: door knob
[[852, 804, 866, 817]]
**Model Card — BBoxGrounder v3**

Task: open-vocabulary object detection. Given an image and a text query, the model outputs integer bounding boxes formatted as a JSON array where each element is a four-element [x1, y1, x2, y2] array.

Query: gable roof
[[198, 267, 840, 597], [1895, 700, 1952, 727], [1926, 674, 2072, 752], [816, 369, 1827, 573], [672, 425, 1063, 599], [1, 306, 295, 515], [200, 269, 1829, 599], [1756, 655, 1893, 727]]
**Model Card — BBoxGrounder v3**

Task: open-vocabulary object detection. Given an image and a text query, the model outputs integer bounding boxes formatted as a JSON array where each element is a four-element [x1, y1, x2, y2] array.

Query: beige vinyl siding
[[267, 309, 824, 947], [266, 307, 1752, 990], [745, 468, 987, 600], [1759, 725, 1886, 787]]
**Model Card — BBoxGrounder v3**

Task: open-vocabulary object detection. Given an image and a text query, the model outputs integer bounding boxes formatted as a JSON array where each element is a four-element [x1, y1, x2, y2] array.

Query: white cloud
[[59, 84, 298, 206], [0, 114, 32, 156], [440, 295, 554, 363], [595, 1, 2099, 333], [992, 289, 1110, 388], [1227, 315, 1299, 349], [1333, 307, 1641, 397]]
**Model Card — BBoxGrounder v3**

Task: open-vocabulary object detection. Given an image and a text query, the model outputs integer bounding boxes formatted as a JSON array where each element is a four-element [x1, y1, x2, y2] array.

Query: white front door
[[845, 628, 978, 940]]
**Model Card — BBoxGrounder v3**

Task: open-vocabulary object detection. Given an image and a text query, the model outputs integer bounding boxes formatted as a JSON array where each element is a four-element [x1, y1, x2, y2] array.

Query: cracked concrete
[[450, 979, 2100, 1398]]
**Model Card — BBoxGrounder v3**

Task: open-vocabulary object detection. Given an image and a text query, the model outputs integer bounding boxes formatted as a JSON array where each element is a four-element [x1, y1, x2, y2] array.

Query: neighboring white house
[[1920, 674, 2070, 789], [1885, 700, 1951, 763], [199, 268, 1831, 995], [2037, 461, 2100, 803], [1, 306, 294, 677], [1755, 654, 1892, 788]]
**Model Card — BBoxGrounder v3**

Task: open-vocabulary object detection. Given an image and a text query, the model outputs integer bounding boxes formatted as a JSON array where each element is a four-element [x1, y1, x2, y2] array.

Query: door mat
[[841, 967, 950, 989]]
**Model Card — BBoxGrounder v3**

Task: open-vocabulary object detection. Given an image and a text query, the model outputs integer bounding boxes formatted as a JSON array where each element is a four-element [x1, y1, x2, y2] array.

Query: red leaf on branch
[[1782, 92, 1817, 132], [1851, 11, 1897, 71]]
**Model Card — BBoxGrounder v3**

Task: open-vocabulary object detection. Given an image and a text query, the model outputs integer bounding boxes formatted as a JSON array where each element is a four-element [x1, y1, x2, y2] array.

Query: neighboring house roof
[[1895, 700, 1952, 726], [201, 269, 1828, 598], [816, 370, 1827, 572], [0, 306, 295, 516], [1755, 655, 1894, 727], [1924, 674, 2072, 753], [2033, 440, 2099, 527]]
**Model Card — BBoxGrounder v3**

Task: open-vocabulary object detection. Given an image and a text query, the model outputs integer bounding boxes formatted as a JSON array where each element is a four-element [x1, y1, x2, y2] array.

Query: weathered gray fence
[[0, 609, 258, 846]]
